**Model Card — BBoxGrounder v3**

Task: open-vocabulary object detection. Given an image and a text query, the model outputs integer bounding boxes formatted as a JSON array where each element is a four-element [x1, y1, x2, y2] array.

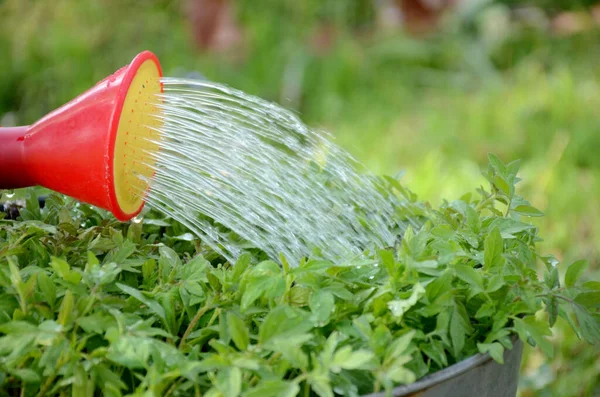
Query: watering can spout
[[0, 51, 163, 221], [0, 126, 32, 189]]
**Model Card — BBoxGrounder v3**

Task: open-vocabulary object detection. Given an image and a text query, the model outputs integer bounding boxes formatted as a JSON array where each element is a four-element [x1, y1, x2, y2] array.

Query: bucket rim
[[361, 337, 522, 397]]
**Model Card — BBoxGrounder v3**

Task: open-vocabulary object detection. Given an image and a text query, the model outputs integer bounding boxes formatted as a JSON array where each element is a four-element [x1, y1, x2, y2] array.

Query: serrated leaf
[[449, 303, 471, 358], [116, 283, 166, 322], [49, 257, 81, 284], [232, 253, 252, 280], [386, 330, 415, 362], [388, 283, 425, 319], [486, 274, 505, 293], [241, 276, 271, 312], [228, 313, 249, 350], [310, 289, 335, 325], [216, 367, 242, 397], [268, 334, 312, 369], [475, 301, 495, 319], [573, 306, 600, 344], [420, 339, 447, 368], [245, 380, 299, 397], [484, 227, 503, 269], [477, 342, 504, 364], [10, 368, 40, 383], [493, 175, 511, 196], [487, 218, 534, 238], [309, 373, 333, 397], [488, 153, 507, 175], [77, 313, 115, 334], [454, 264, 484, 291], [514, 317, 553, 357], [513, 205, 544, 217], [386, 366, 416, 384], [290, 260, 333, 274], [332, 346, 374, 371], [259, 306, 312, 344]]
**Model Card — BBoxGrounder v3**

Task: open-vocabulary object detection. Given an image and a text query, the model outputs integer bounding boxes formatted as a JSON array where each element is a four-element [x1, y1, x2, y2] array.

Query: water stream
[[140, 77, 418, 265]]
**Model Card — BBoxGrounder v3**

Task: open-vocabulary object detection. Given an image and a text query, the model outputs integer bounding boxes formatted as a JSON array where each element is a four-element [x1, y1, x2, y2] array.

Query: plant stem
[[179, 299, 213, 349], [38, 352, 68, 397], [165, 377, 183, 397]]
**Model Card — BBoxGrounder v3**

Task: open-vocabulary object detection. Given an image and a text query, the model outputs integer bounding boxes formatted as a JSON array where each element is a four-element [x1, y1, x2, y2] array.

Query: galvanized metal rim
[[362, 338, 522, 397]]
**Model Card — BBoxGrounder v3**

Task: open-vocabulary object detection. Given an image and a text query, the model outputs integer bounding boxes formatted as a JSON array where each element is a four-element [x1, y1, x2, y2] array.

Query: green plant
[[0, 155, 598, 396]]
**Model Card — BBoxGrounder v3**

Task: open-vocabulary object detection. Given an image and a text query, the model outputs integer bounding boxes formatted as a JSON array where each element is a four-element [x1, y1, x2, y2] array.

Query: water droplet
[[132, 216, 143, 224], [369, 275, 375, 280]]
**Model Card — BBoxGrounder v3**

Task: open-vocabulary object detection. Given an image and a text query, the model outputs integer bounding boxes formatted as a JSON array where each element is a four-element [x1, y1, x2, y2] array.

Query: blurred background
[[1, 0, 599, 395]]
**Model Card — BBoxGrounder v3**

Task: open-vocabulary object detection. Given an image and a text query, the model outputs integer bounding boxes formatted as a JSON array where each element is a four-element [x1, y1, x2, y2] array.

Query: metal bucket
[[363, 339, 523, 397]]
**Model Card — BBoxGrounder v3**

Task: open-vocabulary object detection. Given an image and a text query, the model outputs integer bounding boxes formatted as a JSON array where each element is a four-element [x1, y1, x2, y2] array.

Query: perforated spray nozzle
[[0, 51, 163, 221]]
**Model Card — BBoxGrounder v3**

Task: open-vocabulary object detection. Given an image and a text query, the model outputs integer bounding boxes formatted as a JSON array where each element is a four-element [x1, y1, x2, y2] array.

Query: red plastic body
[[0, 51, 162, 220]]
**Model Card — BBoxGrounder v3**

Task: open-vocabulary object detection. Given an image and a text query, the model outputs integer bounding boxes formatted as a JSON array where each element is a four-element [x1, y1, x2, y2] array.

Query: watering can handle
[[0, 126, 35, 189]]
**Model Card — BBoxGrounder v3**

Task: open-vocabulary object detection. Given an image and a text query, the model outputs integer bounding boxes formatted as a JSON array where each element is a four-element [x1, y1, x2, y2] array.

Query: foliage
[[0, 155, 598, 396], [2, 1, 600, 395]]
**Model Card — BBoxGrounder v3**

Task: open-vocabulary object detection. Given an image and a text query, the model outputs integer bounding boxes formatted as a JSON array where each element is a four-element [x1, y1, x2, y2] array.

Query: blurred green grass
[[1, 0, 599, 395]]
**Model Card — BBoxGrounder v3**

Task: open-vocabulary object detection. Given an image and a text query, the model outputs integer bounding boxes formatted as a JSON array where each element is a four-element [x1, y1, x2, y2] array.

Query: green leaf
[[10, 368, 40, 383], [290, 259, 333, 274], [241, 276, 271, 312], [545, 296, 558, 327], [159, 245, 181, 282], [332, 346, 374, 371], [574, 291, 600, 309], [485, 274, 505, 293], [477, 342, 504, 364], [57, 290, 74, 327], [514, 317, 553, 357], [493, 175, 511, 196], [309, 373, 333, 397], [289, 285, 311, 307], [49, 257, 81, 284], [232, 253, 252, 280], [484, 227, 503, 269], [228, 312, 249, 350], [487, 218, 534, 239], [386, 366, 416, 384], [565, 260, 589, 287], [449, 303, 472, 358], [245, 380, 299, 397], [385, 330, 415, 362], [475, 301, 495, 319], [216, 367, 242, 397], [268, 334, 312, 369], [259, 306, 312, 345], [573, 306, 600, 344], [513, 205, 544, 217], [77, 313, 115, 334], [420, 340, 447, 368], [388, 283, 425, 319], [454, 265, 484, 292], [488, 153, 507, 175], [116, 283, 166, 322], [310, 289, 335, 325]]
